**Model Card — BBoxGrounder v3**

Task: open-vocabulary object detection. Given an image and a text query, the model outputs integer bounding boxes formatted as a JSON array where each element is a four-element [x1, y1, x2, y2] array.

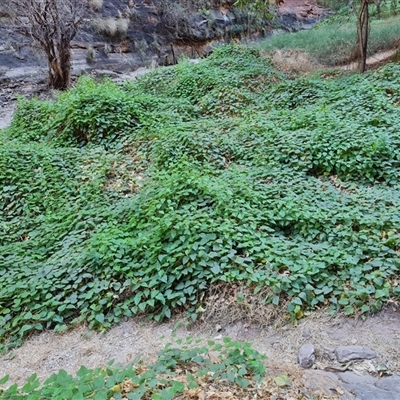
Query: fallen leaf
[[274, 374, 290, 387]]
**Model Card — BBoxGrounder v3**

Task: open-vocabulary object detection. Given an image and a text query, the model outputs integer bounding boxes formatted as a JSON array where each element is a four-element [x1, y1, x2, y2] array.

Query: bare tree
[[351, 0, 371, 73], [11, 0, 84, 90]]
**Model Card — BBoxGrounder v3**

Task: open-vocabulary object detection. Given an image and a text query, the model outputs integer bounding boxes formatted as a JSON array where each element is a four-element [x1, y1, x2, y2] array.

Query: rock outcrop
[[0, 0, 329, 83]]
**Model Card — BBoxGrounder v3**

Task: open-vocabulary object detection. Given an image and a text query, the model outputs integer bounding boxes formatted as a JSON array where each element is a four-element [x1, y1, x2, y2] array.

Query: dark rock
[[305, 371, 400, 400], [278, 12, 303, 32], [335, 346, 376, 363], [298, 343, 315, 368]]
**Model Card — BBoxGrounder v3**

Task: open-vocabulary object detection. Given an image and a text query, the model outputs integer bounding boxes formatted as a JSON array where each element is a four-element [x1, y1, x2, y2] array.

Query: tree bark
[[356, 0, 370, 73], [47, 41, 72, 90]]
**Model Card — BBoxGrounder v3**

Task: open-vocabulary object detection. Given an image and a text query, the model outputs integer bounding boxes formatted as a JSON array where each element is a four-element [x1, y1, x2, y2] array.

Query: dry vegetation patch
[[266, 49, 324, 76]]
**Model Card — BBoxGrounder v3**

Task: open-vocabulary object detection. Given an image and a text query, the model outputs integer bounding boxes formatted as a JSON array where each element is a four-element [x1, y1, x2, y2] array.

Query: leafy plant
[[154, 336, 266, 387], [0, 338, 266, 398], [1, 45, 400, 352]]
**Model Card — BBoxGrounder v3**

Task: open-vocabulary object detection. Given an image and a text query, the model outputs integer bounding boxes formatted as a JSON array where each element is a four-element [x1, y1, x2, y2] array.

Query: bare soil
[[339, 49, 399, 71], [1, 306, 400, 395]]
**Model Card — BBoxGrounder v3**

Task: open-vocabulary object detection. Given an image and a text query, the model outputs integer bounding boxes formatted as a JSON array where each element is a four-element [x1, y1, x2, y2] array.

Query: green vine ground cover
[[1, 45, 400, 356]]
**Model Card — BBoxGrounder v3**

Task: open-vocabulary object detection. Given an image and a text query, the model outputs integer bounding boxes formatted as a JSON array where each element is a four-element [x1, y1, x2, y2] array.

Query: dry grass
[[88, 0, 103, 12], [92, 17, 129, 39], [111, 361, 337, 400], [1, 279, 399, 397], [200, 283, 288, 329], [340, 48, 399, 71], [116, 19, 129, 36], [168, 362, 338, 400], [86, 45, 96, 64], [266, 49, 324, 76], [92, 17, 117, 36], [266, 47, 400, 76]]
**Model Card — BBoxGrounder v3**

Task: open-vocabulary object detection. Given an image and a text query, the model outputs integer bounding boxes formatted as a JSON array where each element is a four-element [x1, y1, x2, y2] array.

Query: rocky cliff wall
[[0, 0, 328, 84]]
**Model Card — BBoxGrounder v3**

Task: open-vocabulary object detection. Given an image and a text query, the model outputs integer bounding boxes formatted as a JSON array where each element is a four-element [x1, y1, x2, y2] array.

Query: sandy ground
[[1, 307, 400, 386]]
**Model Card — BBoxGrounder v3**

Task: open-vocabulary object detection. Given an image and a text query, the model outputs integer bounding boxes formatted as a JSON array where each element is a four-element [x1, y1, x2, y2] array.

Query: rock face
[[298, 343, 315, 368], [335, 346, 377, 363], [277, 0, 329, 31], [0, 0, 329, 81]]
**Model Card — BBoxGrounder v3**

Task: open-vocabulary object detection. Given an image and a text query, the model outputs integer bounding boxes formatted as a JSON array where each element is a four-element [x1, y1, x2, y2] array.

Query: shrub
[[8, 77, 147, 146], [2, 45, 400, 351]]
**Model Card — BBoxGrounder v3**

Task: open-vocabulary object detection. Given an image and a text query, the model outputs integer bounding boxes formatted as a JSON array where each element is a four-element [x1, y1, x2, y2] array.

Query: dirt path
[[339, 49, 398, 71]]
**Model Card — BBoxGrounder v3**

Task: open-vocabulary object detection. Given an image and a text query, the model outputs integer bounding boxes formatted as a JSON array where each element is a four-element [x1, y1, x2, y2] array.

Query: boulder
[[298, 343, 315, 368], [335, 346, 376, 363]]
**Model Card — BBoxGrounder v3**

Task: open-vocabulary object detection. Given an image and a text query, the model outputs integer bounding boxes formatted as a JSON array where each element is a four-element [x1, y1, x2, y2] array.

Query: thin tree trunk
[[357, 0, 369, 73]]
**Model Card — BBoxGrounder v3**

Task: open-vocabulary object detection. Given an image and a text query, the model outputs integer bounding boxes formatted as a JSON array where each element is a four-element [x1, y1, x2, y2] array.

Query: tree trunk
[[357, 0, 369, 73], [47, 41, 72, 90]]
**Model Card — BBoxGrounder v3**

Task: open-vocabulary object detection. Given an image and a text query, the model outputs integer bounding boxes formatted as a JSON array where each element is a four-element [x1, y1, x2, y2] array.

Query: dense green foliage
[[0, 337, 266, 399], [1, 45, 400, 352]]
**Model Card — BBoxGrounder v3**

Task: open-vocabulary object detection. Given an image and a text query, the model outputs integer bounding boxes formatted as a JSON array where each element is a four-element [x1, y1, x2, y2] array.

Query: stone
[[298, 343, 315, 368], [303, 370, 355, 400], [302, 326, 312, 338], [339, 380, 398, 400], [91, 69, 121, 79], [321, 345, 336, 361], [338, 371, 377, 386], [223, 321, 243, 337], [375, 375, 400, 393], [335, 346, 376, 363]]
